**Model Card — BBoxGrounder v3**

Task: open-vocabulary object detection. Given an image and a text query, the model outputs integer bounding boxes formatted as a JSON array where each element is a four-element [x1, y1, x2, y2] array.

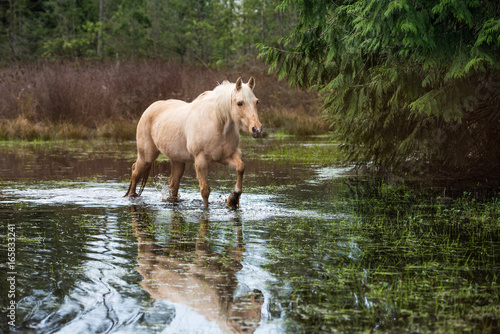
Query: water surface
[[1, 138, 499, 333]]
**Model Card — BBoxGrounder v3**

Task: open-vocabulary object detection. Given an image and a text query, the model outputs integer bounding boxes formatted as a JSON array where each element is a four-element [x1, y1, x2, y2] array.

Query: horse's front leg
[[225, 152, 245, 209], [195, 154, 211, 207]]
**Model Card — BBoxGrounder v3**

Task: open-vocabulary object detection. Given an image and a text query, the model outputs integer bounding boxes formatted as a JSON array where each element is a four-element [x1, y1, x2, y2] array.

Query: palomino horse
[[125, 77, 262, 208]]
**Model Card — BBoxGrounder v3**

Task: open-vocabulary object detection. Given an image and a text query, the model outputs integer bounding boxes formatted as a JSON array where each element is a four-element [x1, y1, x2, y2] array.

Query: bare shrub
[[108, 61, 184, 119], [0, 61, 325, 139], [0, 65, 36, 120]]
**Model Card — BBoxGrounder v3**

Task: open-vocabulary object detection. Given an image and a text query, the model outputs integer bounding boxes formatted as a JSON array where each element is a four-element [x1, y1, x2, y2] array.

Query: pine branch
[[260, 45, 303, 56]]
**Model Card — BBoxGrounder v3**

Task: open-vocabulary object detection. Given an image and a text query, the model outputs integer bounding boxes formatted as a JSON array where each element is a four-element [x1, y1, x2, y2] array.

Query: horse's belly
[[155, 139, 193, 163], [149, 107, 194, 162], [163, 150, 194, 163]]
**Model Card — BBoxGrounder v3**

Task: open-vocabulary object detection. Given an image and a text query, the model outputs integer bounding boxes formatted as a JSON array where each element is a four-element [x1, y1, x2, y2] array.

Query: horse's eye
[[237, 101, 243, 107]]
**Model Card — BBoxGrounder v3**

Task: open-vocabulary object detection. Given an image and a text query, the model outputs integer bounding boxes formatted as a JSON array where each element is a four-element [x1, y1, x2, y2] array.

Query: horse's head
[[231, 77, 262, 138]]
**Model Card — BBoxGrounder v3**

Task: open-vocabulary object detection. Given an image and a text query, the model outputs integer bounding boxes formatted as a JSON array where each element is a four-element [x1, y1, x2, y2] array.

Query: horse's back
[[138, 99, 189, 131], [141, 99, 188, 120]]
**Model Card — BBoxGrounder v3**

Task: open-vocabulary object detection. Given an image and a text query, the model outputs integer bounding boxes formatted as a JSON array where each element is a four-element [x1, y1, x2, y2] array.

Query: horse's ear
[[235, 77, 242, 91], [247, 76, 255, 90]]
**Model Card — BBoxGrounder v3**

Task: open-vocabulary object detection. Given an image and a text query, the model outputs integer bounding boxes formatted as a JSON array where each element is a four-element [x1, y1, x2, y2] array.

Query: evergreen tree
[[0, 0, 298, 63], [107, 0, 152, 59], [41, 0, 100, 59], [260, 0, 500, 177], [1, 0, 55, 60]]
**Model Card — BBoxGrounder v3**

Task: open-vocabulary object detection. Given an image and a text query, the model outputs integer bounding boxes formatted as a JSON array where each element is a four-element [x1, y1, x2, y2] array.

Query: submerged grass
[[264, 183, 500, 332], [250, 135, 343, 166]]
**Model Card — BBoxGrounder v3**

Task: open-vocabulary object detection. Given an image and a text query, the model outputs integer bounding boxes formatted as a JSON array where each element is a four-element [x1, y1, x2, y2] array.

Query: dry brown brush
[[0, 61, 325, 140]]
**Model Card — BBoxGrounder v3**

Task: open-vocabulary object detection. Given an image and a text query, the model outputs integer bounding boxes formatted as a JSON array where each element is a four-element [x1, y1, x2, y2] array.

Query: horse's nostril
[[252, 127, 257, 133]]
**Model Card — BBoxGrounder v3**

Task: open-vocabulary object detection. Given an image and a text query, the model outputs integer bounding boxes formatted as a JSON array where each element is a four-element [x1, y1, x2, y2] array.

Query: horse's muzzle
[[251, 126, 263, 138]]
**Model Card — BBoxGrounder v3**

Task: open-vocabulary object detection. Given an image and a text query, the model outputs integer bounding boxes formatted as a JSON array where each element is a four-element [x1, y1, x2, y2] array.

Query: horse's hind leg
[[125, 160, 152, 197], [125, 163, 139, 197], [167, 160, 185, 201], [125, 149, 159, 197]]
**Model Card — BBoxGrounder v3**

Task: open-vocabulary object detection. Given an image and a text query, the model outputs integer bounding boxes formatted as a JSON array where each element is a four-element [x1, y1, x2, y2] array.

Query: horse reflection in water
[[131, 207, 264, 333]]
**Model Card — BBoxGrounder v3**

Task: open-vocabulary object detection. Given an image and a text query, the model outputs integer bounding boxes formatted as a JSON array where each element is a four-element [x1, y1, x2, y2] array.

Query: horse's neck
[[222, 117, 239, 138]]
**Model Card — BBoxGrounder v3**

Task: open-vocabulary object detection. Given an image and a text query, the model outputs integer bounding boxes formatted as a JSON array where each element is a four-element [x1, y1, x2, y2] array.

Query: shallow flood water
[[1, 137, 499, 333]]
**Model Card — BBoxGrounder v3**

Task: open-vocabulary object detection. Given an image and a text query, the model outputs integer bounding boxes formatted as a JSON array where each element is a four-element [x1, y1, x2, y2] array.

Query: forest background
[[0, 0, 325, 140], [1, 0, 500, 180]]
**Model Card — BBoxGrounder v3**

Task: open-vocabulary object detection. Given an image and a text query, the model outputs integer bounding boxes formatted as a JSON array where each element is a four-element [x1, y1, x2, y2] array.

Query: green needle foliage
[[0, 0, 297, 66], [259, 0, 500, 178]]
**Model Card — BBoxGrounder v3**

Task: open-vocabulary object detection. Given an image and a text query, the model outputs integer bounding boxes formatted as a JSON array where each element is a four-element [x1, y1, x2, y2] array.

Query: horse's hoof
[[162, 196, 180, 203], [227, 192, 241, 209], [126, 192, 139, 198]]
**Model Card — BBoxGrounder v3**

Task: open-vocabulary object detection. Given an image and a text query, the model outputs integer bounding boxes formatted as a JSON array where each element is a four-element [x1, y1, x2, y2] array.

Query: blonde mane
[[192, 79, 254, 129], [213, 80, 234, 126]]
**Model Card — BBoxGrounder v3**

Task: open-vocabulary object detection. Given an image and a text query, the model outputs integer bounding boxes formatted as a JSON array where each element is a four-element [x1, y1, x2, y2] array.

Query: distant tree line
[[0, 0, 296, 64]]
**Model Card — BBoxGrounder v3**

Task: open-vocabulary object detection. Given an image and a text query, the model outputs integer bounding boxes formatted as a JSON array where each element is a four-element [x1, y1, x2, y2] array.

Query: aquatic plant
[[263, 186, 500, 332]]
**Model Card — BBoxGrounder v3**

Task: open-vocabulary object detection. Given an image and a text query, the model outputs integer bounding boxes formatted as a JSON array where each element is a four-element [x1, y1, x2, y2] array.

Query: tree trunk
[[97, 0, 104, 58]]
